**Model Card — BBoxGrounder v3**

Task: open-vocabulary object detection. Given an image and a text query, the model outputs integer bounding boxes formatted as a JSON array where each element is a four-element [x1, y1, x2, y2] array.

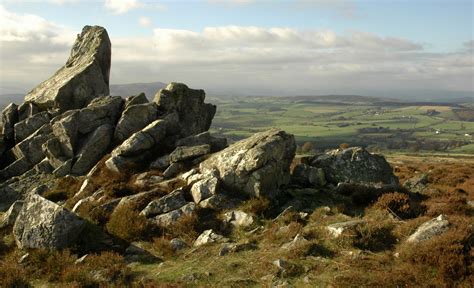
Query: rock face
[[199, 129, 296, 198], [13, 194, 86, 249], [24, 26, 111, 112], [311, 147, 399, 186]]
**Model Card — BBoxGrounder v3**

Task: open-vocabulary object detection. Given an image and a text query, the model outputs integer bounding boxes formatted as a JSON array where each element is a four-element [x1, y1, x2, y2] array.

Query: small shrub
[[240, 197, 270, 217], [153, 237, 176, 258], [160, 213, 199, 244], [263, 221, 303, 245], [106, 203, 148, 241], [373, 192, 424, 219], [0, 253, 30, 288], [26, 249, 77, 282]]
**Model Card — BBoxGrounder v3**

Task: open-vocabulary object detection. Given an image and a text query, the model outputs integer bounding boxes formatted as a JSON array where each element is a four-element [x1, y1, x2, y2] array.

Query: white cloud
[[0, 5, 471, 96], [104, 0, 142, 14], [138, 16, 152, 28]]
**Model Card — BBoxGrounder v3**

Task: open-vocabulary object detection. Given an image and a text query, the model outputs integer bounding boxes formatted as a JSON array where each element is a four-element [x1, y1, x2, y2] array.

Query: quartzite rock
[[407, 215, 450, 243], [169, 144, 211, 163], [140, 189, 187, 217], [292, 163, 326, 187], [24, 26, 111, 111], [191, 176, 219, 203], [124, 93, 148, 109], [0, 200, 24, 228], [311, 147, 399, 186], [1, 103, 18, 145], [175, 132, 227, 152], [113, 102, 158, 144], [13, 194, 86, 249], [199, 129, 296, 198], [151, 202, 196, 227], [14, 111, 50, 143]]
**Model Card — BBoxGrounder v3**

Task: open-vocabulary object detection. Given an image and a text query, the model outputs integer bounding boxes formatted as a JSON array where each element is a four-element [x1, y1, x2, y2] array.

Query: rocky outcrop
[[24, 25, 111, 112], [113, 102, 158, 144], [198, 129, 296, 198], [13, 194, 86, 249], [311, 147, 399, 186], [0, 200, 24, 228]]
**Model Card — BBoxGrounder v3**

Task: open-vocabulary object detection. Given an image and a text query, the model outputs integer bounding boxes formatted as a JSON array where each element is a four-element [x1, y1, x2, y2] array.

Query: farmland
[[210, 96, 474, 153]]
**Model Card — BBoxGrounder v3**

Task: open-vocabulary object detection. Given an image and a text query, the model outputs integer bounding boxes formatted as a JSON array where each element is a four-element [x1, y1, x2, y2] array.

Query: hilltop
[[0, 26, 472, 287]]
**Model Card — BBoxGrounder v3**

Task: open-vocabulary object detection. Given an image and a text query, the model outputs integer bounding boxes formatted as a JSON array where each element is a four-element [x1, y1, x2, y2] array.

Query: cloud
[[104, 0, 142, 14], [0, 5, 471, 96], [138, 16, 152, 28]]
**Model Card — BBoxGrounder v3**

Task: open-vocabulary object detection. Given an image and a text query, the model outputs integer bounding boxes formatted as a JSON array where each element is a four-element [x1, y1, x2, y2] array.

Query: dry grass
[[106, 202, 149, 241]]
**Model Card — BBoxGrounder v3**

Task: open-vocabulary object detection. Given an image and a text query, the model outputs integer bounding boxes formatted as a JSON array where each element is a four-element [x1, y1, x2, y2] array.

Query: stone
[[52, 159, 73, 177], [133, 173, 164, 188], [113, 102, 158, 144], [273, 259, 290, 270], [292, 163, 326, 187], [13, 194, 86, 249], [162, 162, 183, 179], [140, 189, 187, 217], [124, 93, 148, 108], [176, 132, 227, 152], [24, 25, 111, 112], [170, 238, 188, 251], [0, 185, 20, 212], [17, 102, 40, 121], [0, 103, 18, 145], [150, 154, 170, 170], [14, 111, 50, 143], [404, 173, 429, 194], [281, 234, 309, 250], [193, 229, 226, 247], [311, 147, 399, 186], [71, 123, 113, 175], [152, 202, 196, 227], [0, 200, 24, 228], [219, 242, 257, 256], [407, 215, 450, 243], [191, 176, 219, 203], [198, 194, 240, 210], [169, 144, 211, 163], [42, 138, 69, 169], [199, 129, 296, 198], [223, 210, 254, 228], [154, 82, 216, 138], [327, 220, 366, 237], [124, 243, 158, 263]]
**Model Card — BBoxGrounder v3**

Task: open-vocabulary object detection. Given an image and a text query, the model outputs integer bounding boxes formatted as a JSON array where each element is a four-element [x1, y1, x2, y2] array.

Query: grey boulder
[[13, 194, 86, 249]]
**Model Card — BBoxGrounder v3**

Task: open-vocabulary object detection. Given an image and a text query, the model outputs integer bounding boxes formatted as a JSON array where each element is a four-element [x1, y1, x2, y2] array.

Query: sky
[[0, 0, 473, 97]]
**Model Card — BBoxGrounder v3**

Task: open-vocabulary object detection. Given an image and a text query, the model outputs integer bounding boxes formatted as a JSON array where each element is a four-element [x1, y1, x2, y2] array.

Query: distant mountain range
[[110, 82, 167, 98]]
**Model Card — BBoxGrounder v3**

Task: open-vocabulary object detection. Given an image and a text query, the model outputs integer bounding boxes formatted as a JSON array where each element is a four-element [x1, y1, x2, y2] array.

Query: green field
[[209, 96, 474, 153]]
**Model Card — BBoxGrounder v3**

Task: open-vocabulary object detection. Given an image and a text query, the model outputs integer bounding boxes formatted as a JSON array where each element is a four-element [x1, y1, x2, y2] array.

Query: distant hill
[[110, 82, 167, 99]]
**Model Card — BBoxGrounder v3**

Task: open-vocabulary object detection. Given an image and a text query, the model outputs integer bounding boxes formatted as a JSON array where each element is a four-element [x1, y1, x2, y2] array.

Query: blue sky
[[0, 0, 473, 96]]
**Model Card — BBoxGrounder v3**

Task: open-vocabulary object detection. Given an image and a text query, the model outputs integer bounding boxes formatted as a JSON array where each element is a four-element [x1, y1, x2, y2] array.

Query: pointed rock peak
[[24, 25, 111, 112]]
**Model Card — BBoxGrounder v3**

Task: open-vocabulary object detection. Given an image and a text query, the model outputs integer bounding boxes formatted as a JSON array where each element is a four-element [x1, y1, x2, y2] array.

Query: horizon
[[0, 0, 473, 98]]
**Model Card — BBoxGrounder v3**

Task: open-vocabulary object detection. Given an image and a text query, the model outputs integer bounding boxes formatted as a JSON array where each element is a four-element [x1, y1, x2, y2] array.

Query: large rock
[[311, 147, 399, 186], [71, 123, 113, 175], [0, 103, 18, 146], [151, 202, 196, 227], [24, 25, 111, 112], [199, 129, 296, 198], [175, 132, 227, 152], [0, 200, 23, 228], [13, 194, 86, 249], [14, 111, 50, 143], [292, 163, 326, 187], [140, 189, 187, 218], [169, 144, 211, 163], [113, 102, 158, 144], [154, 83, 216, 138]]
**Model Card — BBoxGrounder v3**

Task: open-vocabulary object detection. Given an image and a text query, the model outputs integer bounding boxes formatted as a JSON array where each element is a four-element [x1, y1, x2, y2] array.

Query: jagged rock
[[151, 202, 196, 227], [150, 154, 170, 170], [311, 147, 399, 186], [198, 194, 240, 210], [193, 229, 227, 247], [42, 138, 69, 169], [133, 172, 164, 188], [140, 189, 187, 217], [71, 123, 113, 175], [124, 93, 148, 108], [113, 102, 158, 144], [33, 158, 54, 174], [162, 162, 183, 179], [24, 25, 111, 112], [13, 194, 86, 249], [223, 210, 254, 228], [169, 144, 211, 163], [199, 129, 296, 198], [154, 82, 216, 138], [191, 176, 219, 203], [0, 185, 21, 211], [219, 241, 257, 256], [0, 200, 24, 228], [292, 163, 326, 187], [17, 102, 40, 121], [52, 159, 73, 177], [407, 215, 450, 243], [175, 132, 227, 152], [170, 238, 188, 251], [52, 96, 123, 158], [1, 103, 18, 145], [14, 111, 50, 143], [327, 220, 366, 237]]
